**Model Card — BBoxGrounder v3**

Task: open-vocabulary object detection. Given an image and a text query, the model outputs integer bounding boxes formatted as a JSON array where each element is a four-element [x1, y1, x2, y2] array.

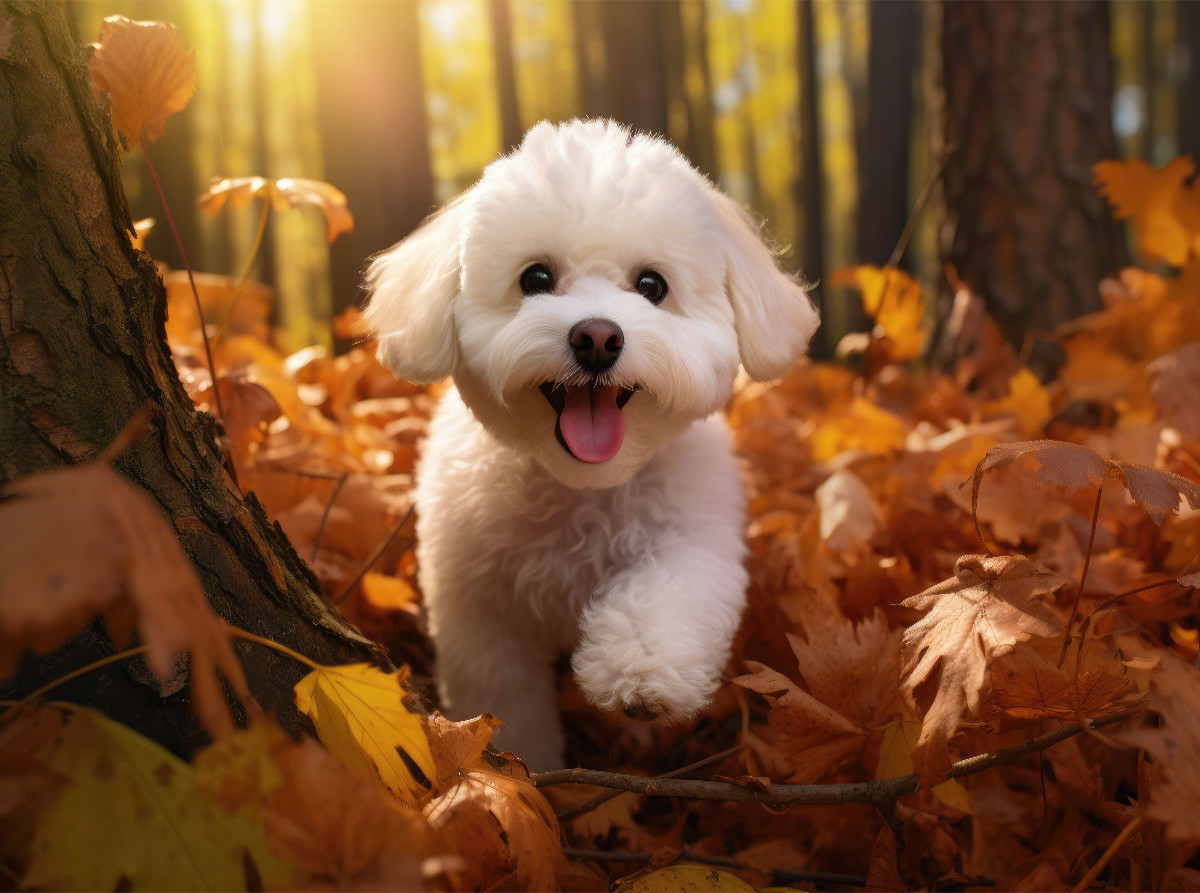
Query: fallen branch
[[534, 708, 1143, 808]]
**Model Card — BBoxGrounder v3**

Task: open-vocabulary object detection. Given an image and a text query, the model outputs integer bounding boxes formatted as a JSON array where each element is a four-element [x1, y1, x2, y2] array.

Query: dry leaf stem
[[333, 506, 415, 605], [141, 138, 223, 421], [534, 708, 1142, 809]]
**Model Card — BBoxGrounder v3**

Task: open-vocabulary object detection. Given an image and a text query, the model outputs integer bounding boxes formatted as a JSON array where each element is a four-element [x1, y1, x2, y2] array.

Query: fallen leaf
[[89, 16, 196, 148], [293, 662, 435, 806], [0, 460, 247, 735], [900, 555, 1069, 781], [612, 864, 757, 892], [1095, 158, 1198, 266], [423, 713, 564, 891], [20, 706, 295, 891], [815, 469, 880, 553], [831, 266, 926, 360]]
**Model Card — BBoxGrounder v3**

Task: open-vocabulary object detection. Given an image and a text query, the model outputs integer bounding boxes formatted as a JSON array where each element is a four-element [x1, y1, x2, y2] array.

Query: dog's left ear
[[709, 189, 820, 381], [363, 195, 468, 383]]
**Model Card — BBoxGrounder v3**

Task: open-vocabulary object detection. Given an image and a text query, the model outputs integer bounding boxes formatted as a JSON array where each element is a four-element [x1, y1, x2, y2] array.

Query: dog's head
[[364, 119, 818, 488]]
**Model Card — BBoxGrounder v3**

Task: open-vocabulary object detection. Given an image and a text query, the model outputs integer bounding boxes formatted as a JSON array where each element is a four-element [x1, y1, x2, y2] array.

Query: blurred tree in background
[[69, 0, 1195, 355]]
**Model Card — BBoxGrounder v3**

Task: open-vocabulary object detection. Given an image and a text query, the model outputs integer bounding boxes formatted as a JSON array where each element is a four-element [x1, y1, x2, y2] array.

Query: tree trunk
[[857, 0, 916, 268], [309, 0, 435, 324], [591, 0, 671, 137], [489, 0, 524, 156], [0, 0, 387, 757], [938, 0, 1127, 347]]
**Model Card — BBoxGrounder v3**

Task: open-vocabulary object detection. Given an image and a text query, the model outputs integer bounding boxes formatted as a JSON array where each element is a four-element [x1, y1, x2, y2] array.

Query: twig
[[142, 137, 224, 422], [333, 506, 415, 605], [562, 848, 868, 888], [97, 405, 153, 464], [557, 742, 744, 823], [213, 197, 271, 344], [310, 472, 349, 563], [1072, 815, 1142, 892], [886, 144, 954, 269], [1059, 482, 1106, 667], [534, 709, 1142, 808]]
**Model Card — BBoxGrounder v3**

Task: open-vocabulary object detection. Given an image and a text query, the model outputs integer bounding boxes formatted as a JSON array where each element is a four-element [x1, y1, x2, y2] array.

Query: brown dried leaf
[[900, 555, 1068, 781], [1122, 657, 1200, 847], [423, 713, 564, 890], [199, 177, 354, 243], [88, 16, 196, 148], [0, 461, 247, 736]]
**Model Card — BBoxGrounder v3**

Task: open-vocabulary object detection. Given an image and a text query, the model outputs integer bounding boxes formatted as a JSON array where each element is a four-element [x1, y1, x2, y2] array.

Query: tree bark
[[938, 0, 1127, 347], [0, 0, 387, 757], [857, 0, 916, 268]]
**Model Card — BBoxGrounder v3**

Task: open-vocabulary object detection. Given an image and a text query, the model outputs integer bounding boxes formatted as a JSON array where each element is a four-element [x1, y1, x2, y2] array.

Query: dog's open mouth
[[539, 382, 636, 463]]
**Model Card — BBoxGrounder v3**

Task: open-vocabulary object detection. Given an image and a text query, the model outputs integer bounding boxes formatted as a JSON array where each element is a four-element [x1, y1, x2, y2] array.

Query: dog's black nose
[[569, 318, 623, 373]]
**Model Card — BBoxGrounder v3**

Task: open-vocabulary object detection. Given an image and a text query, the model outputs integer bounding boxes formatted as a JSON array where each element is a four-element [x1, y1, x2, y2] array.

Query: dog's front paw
[[571, 606, 722, 722]]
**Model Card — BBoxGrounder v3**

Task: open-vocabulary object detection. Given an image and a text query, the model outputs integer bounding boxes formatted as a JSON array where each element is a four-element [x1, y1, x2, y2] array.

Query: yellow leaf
[[831, 265, 926, 360], [985, 368, 1052, 438], [809, 396, 907, 462], [293, 663, 434, 805], [22, 706, 297, 891], [88, 16, 196, 149], [613, 864, 758, 892], [875, 719, 971, 812], [361, 572, 418, 612]]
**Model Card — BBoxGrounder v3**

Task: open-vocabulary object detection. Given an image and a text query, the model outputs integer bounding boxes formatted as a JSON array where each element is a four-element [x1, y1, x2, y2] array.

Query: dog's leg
[[433, 611, 565, 770], [571, 419, 749, 722]]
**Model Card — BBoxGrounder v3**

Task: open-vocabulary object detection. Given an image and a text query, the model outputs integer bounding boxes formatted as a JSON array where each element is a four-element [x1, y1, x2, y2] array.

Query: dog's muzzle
[[540, 381, 636, 463]]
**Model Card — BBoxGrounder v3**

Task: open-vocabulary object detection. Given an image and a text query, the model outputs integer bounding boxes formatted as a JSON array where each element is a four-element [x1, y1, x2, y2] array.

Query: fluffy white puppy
[[364, 119, 818, 769]]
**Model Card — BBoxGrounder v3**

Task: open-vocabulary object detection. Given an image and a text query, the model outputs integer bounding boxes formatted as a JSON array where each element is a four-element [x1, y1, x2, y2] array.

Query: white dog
[[364, 119, 818, 769]]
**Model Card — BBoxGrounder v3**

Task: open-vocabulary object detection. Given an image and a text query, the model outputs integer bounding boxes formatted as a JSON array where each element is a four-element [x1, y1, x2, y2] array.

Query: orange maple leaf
[[88, 16, 196, 149], [1094, 157, 1200, 266], [423, 713, 564, 891], [899, 554, 1069, 781]]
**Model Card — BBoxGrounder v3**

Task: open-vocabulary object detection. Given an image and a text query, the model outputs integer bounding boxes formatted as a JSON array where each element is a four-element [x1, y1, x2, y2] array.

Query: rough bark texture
[[939, 0, 1127, 347], [0, 0, 387, 757]]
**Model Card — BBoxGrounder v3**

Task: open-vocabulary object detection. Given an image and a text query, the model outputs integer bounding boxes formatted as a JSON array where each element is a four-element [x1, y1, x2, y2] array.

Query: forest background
[[4, 1, 1200, 891], [69, 0, 1199, 353]]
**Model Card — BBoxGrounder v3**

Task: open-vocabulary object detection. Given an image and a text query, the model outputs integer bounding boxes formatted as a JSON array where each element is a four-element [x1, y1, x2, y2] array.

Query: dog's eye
[[635, 270, 668, 304], [519, 263, 555, 295]]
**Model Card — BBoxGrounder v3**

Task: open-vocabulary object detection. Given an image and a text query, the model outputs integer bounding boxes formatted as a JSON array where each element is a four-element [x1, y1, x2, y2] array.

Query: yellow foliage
[[831, 265, 926, 360], [293, 662, 435, 806], [1095, 157, 1200, 266], [809, 396, 908, 461], [22, 706, 296, 892]]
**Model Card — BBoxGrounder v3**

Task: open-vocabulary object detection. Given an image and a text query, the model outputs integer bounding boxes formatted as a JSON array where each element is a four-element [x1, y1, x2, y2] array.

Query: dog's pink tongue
[[559, 385, 626, 463]]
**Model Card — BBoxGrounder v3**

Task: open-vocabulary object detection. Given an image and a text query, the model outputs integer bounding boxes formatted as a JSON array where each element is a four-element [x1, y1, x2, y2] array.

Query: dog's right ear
[[363, 195, 468, 383]]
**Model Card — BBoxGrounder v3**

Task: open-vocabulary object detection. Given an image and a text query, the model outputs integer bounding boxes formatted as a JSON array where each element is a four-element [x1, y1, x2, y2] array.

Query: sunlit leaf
[[1094, 157, 1199, 266], [293, 662, 434, 805], [199, 176, 354, 243], [89, 16, 196, 149]]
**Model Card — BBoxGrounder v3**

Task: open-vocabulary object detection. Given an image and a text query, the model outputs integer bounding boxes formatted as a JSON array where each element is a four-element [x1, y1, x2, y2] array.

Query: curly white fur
[[364, 119, 818, 769]]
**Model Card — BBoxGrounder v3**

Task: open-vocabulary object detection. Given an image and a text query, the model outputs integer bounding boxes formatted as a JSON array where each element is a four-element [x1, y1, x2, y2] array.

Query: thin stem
[[333, 506, 415, 606], [310, 472, 349, 563], [141, 137, 224, 421], [887, 144, 955, 269], [1059, 481, 1106, 667], [231, 628, 322, 671], [98, 404, 153, 464], [14, 644, 150, 707], [214, 197, 271, 344], [1072, 815, 1141, 892]]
